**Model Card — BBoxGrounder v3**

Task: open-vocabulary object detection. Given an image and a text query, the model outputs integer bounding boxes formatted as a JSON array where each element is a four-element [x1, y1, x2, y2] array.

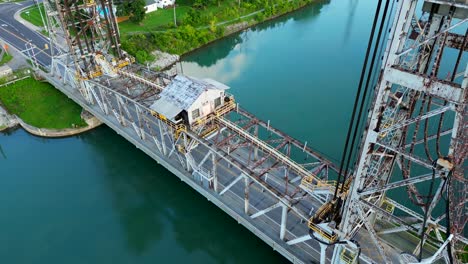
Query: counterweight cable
[[332, 0, 384, 201], [340, 0, 392, 194]]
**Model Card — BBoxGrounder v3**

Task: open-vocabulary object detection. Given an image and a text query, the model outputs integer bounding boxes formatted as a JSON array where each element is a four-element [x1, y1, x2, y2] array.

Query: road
[[0, 0, 51, 67]]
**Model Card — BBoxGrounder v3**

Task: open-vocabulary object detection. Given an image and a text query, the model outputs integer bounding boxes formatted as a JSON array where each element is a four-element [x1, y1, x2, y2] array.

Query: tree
[[116, 0, 146, 23]]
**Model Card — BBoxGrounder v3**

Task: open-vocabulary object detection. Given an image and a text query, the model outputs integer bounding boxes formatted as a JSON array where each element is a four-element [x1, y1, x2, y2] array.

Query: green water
[[0, 1, 377, 263]]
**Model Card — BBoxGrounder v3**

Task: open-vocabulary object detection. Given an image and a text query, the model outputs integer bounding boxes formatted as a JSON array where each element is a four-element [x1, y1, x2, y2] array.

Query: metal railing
[[300, 176, 336, 193], [340, 248, 357, 264], [307, 221, 338, 242], [217, 116, 331, 189], [150, 110, 186, 138]]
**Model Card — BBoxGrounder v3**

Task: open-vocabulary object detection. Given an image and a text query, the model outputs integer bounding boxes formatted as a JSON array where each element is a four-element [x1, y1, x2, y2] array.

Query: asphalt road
[[0, 0, 51, 67]]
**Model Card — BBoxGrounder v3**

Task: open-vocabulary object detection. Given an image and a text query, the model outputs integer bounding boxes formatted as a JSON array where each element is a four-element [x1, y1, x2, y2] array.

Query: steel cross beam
[[358, 172, 440, 196]]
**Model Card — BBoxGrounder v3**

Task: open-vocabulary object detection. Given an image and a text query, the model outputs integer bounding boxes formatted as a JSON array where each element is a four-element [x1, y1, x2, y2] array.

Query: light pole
[[173, 0, 177, 27]]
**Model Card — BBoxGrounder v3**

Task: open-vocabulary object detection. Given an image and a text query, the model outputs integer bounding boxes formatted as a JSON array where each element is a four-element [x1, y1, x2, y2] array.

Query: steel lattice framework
[[334, 0, 468, 263], [48, 0, 128, 79]]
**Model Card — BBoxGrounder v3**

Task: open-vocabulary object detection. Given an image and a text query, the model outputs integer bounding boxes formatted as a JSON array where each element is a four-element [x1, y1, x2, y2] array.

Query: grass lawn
[[0, 51, 12, 66], [119, 6, 191, 34], [118, 1, 255, 34], [0, 77, 86, 129], [20, 3, 45, 27]]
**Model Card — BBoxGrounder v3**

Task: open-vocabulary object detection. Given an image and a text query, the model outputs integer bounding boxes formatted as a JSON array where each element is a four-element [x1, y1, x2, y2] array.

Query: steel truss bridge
[[5, 0, 466, 263]]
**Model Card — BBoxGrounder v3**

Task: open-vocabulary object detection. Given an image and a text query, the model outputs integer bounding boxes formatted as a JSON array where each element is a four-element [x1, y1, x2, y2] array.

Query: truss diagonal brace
[[379, 105, 451, 134], [219, 174, 245, 196], [251, 202, 282, 219], [356, 204, 389, 263], [359, 173, 439, 196]]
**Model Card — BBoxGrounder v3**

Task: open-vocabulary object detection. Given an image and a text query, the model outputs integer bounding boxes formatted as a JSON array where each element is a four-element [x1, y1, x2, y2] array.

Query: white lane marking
[[0, 16, 48, 44], [0, 18, 19, 33], [0, 27, 51, 58]]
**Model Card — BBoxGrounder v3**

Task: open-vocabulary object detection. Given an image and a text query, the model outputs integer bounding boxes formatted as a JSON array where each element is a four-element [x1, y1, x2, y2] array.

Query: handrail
[[150, 110, 186, 137], [118, 69, 163, 90], [301, 176, 336, 193], [218, 117, 331, 188], [340, 248, 356, 264], [307, 221, 338, 242], [193, 98, 236, 128]]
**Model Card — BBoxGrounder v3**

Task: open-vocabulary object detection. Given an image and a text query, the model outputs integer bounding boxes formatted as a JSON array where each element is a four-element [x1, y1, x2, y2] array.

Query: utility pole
[[173, 0, 177, 27], [34, 0, 48, 32]]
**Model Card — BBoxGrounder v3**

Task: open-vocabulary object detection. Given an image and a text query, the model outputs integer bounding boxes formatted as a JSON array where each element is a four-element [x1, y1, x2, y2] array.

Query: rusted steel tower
[[48, 0, 128, 79], [333, 0, 467, 263]]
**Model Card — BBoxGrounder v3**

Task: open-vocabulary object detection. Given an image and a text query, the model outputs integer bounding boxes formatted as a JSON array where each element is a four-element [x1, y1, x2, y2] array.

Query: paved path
[[0, 104, 18, 131]]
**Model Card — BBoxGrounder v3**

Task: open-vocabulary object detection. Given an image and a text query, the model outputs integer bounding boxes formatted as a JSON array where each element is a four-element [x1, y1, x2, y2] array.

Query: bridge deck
[[45, 68, 328, 263]]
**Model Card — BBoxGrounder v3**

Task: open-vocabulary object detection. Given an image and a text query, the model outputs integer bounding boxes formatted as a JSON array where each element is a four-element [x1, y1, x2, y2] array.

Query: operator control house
[[150, 75, 233, 127]]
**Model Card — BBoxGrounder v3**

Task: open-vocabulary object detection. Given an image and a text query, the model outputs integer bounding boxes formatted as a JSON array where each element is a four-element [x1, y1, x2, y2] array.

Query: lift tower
[[333, 0, 467, 263]]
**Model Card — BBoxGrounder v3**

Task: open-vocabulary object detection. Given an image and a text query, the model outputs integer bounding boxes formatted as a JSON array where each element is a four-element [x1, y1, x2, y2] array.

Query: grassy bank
[[119, 5, 191, 34], [0, 77, 86, 129], [21, 0, 317, 61], [20, 3, 45, 27], [0, 51, 12, 66], [121, 0, 317, 61]]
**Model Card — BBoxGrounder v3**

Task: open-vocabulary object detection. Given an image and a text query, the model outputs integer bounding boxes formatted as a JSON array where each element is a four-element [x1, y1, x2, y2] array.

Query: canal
[[0, 0, 376, 263]]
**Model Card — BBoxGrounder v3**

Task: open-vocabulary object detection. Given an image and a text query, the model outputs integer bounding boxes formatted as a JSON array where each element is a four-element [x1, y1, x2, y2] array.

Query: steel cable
[[332, 0, 384, 200]]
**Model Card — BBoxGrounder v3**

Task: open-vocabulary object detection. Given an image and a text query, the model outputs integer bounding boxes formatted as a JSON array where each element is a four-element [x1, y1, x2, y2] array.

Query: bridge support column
[[158, 120, 167, 155], [244, 177, 249, 214], [184, 134, 192, 173], [212, 153, 218, 193], [280, 204, 288, 240], [253, 125, 259, 161]]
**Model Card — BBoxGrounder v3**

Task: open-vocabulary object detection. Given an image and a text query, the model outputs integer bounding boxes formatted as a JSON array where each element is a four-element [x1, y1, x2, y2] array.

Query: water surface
[[1, 1, 376, 263]]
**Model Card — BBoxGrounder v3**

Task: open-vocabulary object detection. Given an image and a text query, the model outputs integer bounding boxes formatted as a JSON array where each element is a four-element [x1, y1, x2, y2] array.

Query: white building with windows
[[144, 0, 158, 13], [144, 0, 175, 13], [150, 75, 230, 126], [155, 0, 175, 9]]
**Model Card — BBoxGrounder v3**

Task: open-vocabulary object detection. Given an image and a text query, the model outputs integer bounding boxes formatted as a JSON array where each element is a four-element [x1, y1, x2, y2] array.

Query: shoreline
[[149, 0, 318, 71], [175, 0, 316, 60], [16, 0, 315, 70], [0, 103, 103, 138], [0, 115, 103, 138], [16, 116, 102, 138]]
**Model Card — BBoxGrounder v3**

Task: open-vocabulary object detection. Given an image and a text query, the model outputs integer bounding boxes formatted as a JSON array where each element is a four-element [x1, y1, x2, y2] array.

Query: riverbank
[[0, 73, 102, 136], [179, 0, 324, 57], [121, 0, 319, 64], [0, 77, 88, 129], [0, 106, 102, 137], [14, 111, 102, 137], [18, 0, 319, 68]]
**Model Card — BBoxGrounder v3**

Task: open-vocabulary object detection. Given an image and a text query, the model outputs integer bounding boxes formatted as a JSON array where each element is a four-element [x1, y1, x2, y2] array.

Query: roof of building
[[150, 75, 229, 120]]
